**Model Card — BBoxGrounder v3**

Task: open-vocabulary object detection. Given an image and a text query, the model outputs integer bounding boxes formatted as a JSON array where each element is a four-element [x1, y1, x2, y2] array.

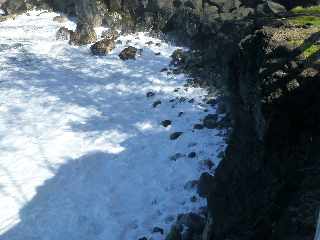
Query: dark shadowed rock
[[138, 237, 147, 240], [56, 27, 72, 40], [119, 46, 138, 60], [153, 100, 162, 108], [170, 132, 183, 140], [165, 224, 182, 240], [146, 91, 155, 98], [152, 227, 164, 235], [177, 213, 205, 234], [203, 114, 218, 129], [69, 22, 97, 46], [171, 49, 186, 66], [193, 124, 204, 130], [197, 172, 213, 198], [188, 152, 196, 158], [90, 38, 115, 55], [161, 120, 172, 127]]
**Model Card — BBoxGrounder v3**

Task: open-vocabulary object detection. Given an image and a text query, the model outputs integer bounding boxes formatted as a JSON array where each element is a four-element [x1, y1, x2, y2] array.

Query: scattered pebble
[[188, 142, 197, 147], [170, 132, 183, 140], [188, 152, 196, 158], [146, 91, 155, 98], [161, 120, 172, 127], [153, 100, 162, 108], [178, 112, 184, 117], [193, 124, 204, 130], [152, 227, 164, 235], [170, 153, 185, 161]]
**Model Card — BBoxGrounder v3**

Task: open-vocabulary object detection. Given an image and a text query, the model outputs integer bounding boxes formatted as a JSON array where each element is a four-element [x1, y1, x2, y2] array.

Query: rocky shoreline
[[1, 0, 320, 239]]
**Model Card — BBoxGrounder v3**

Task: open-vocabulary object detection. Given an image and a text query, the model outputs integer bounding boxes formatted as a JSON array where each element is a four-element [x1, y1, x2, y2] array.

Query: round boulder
[[119, 46, 138, 60], [90, 38, 116, 56]]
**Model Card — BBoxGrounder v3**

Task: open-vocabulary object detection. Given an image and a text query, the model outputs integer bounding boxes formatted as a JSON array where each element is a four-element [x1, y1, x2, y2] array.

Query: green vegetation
[[288, 40, 320, 58], [303, 44, 320, 58], [291, 6, 320, 15], [289, 15, 320, 27]]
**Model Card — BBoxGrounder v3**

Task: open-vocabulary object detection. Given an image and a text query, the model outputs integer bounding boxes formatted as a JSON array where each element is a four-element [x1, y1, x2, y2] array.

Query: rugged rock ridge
[[207, 20, 320, 239]]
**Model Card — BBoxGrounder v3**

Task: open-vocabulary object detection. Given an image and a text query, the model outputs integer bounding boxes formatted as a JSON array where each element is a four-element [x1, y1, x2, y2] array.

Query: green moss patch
[[289, 15, 320, 27], [291, 6, 320, 15], [288, 39, 320, 58], [303, 44, 320, 58]]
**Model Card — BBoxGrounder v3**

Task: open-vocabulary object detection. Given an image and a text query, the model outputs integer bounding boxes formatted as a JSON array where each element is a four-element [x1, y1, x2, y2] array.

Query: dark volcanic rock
[[90, 38, 115, 55], [197, 172, 213, 198], [188, 152, 196, 158], [153, 100, 162, 108], [203, 114, 218, 129], [177, 213, 205, 234], [170, 132, 183, 140], [166, 224, 182, 240], [161, 120, 172, 127], [193, 124, 204, 130], [138, 237, 147, 240], [56, 27, 72, 40], [152, 227, 164, 235], [119, 46, 138, 60], [171, 49, 186, 66], [69, 22, 97, 46], [207, 23, 320, 240], [146, 91, 155, 98]]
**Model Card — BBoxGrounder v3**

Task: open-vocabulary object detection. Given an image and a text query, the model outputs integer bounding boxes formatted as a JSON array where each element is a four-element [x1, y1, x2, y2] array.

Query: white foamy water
[[0, 11, 225, 240]]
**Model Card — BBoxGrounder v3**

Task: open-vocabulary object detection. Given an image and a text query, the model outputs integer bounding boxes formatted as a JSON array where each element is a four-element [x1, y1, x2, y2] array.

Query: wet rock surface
[[56, 26, 72, 40], [69, 22, 97, 46], [90, 38, 115, 55], [119, 46, 138, 60]]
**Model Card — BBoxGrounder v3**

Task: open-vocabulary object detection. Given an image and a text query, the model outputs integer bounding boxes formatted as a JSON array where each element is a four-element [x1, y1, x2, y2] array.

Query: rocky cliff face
[[207, 19, 320, 240], [1, 1, 320, 240]]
